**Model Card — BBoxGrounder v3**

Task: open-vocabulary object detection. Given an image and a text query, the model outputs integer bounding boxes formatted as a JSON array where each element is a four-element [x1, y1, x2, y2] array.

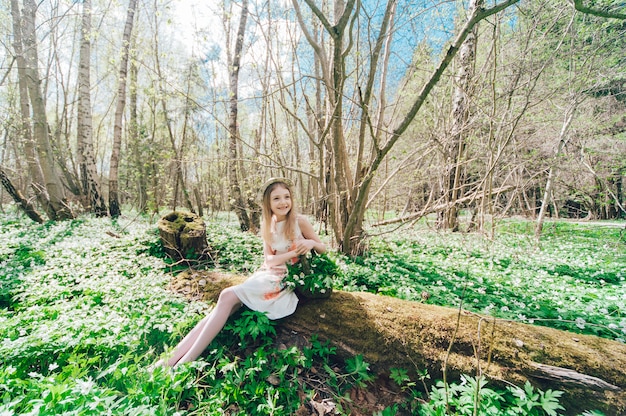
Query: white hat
[[258, 177, 293, 201]]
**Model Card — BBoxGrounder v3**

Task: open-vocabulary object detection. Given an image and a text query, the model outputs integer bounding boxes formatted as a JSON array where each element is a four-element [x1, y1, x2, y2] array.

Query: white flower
[[75, 377, 95, 395]]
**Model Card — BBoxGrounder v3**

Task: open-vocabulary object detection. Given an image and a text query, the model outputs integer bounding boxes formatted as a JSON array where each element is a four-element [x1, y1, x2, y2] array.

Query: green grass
[[0, 211, 372, 415], [337, 219, 625, 341], [0, 209, 620, 415]]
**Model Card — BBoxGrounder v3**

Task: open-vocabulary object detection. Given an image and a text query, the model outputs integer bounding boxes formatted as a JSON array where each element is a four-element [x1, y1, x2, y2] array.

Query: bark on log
[[157, 211, 209, 262], [169, 270, 626, 416]]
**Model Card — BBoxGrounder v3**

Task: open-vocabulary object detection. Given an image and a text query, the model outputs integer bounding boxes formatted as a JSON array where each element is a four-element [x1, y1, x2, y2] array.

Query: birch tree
[[535, 101, 578, 240], [439, 0, 483, 231], [18, 0, 73, 220], [226, 0, 255, 232], [77, 0, 107, 216], [109, 0, 138, 217], [128, 26, 148, 212], [0, 167, 44, 223], [9, 0, 49, 218]]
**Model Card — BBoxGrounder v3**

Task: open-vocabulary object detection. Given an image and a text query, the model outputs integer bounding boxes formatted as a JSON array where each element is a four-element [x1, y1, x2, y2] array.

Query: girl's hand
[[296, 215, 326, 254], [295, 239, 316, 255]]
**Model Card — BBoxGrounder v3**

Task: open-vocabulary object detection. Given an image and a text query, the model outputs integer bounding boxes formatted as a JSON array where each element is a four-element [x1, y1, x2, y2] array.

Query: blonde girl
[[155, 178, 325, 367]]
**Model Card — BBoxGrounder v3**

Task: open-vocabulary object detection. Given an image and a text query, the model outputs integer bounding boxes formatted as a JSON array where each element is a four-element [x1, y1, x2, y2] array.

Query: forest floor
[[2, 212, 623, 415], [168, 270, 414, 415], [168, 267, 626, 416], [547, 218, 625, 227]]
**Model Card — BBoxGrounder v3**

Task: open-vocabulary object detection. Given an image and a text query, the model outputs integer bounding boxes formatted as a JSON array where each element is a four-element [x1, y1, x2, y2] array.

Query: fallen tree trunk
[[169, 270, 626, 416]]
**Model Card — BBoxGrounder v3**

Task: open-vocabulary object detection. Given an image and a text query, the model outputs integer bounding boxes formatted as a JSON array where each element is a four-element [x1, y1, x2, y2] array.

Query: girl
[[155, 178, 325, 367]]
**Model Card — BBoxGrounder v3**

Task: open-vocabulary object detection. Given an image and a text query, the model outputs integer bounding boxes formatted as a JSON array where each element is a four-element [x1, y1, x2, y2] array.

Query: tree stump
[[157, 211, 209, 262]]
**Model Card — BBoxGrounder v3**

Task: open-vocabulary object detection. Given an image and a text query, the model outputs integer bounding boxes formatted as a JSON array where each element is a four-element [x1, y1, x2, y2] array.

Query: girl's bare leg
[[160, 315, 210, 367], [152, 316, 210, 368], [173, 287, 242, 366], [155, 287, 242, 368]]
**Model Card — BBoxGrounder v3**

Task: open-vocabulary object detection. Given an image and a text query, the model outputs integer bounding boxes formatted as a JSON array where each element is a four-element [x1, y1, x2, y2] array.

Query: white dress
[[232, 220, 300, 319]]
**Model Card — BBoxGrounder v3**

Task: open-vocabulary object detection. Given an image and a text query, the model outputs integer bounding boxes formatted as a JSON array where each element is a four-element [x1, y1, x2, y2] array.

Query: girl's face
[[269, 185, 292, 221]]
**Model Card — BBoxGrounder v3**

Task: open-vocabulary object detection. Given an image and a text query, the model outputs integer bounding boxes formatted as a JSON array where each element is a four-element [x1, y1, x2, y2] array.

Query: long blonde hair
[[261, 181, 298, 245]]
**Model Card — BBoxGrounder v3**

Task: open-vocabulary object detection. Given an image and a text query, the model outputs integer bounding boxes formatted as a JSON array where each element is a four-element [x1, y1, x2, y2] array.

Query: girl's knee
[[218, 286, 240, 305]]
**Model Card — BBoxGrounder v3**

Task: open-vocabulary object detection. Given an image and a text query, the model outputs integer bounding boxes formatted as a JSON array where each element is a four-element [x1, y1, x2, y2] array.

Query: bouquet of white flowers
[[284, 251, 338, 299]]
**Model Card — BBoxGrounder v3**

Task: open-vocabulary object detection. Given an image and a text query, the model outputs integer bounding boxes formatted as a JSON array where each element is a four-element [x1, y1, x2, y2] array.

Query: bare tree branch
[[572, 0, 626, 19]]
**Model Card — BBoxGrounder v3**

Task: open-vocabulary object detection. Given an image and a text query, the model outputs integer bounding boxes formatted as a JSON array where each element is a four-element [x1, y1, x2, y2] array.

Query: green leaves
[[0, 211, 615, 415], [226, 310, 276, 346], [507, 381, 565, 416], [389, 373, 570, 416], [284, 251, 340, 297], [336, 219, 626, 342], [344, 355, 374, 387]]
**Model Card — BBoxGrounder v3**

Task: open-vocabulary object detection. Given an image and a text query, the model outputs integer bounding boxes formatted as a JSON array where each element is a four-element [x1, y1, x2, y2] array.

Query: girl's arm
[[263, 216, 326, 268], [296, 216, 326, 254], [263, 241, 298, 268]]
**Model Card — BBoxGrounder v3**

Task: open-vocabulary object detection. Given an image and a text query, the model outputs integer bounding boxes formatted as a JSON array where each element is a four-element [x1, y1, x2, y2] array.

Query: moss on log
[[169, 270, 626, 416]]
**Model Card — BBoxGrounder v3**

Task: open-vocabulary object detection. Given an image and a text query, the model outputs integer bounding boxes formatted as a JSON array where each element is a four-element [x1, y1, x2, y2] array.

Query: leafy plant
[[0, 211, 615, 415], [385, 371, 579, 416], [225, 310, 277, 347], [505, 381, 565, 416], [284, 251, 340, 298], [344, 354, 375, 388]]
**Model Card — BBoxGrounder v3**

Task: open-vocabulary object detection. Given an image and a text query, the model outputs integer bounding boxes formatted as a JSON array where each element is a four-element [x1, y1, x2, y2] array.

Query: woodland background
[[1, 1, 626, 414], [0, 0, 625, 256]]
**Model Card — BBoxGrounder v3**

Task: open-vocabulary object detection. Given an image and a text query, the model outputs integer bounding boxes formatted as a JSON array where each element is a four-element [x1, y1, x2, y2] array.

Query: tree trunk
[[226, 0, 252, 232], [294, 0, 357, 253], [77, 0, 107, 217], [0, 167, 43, 223], [128, 29, 148, 212], [109, 0, 137, 218], [21, 0, 73, 220], [535, 103, 577, 240], [193, 187, 204, 218], [175, 271, 626, 416], [440, 0, 482, 232], [617, 174, 624, 219], [9, 0, 50, 217]]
